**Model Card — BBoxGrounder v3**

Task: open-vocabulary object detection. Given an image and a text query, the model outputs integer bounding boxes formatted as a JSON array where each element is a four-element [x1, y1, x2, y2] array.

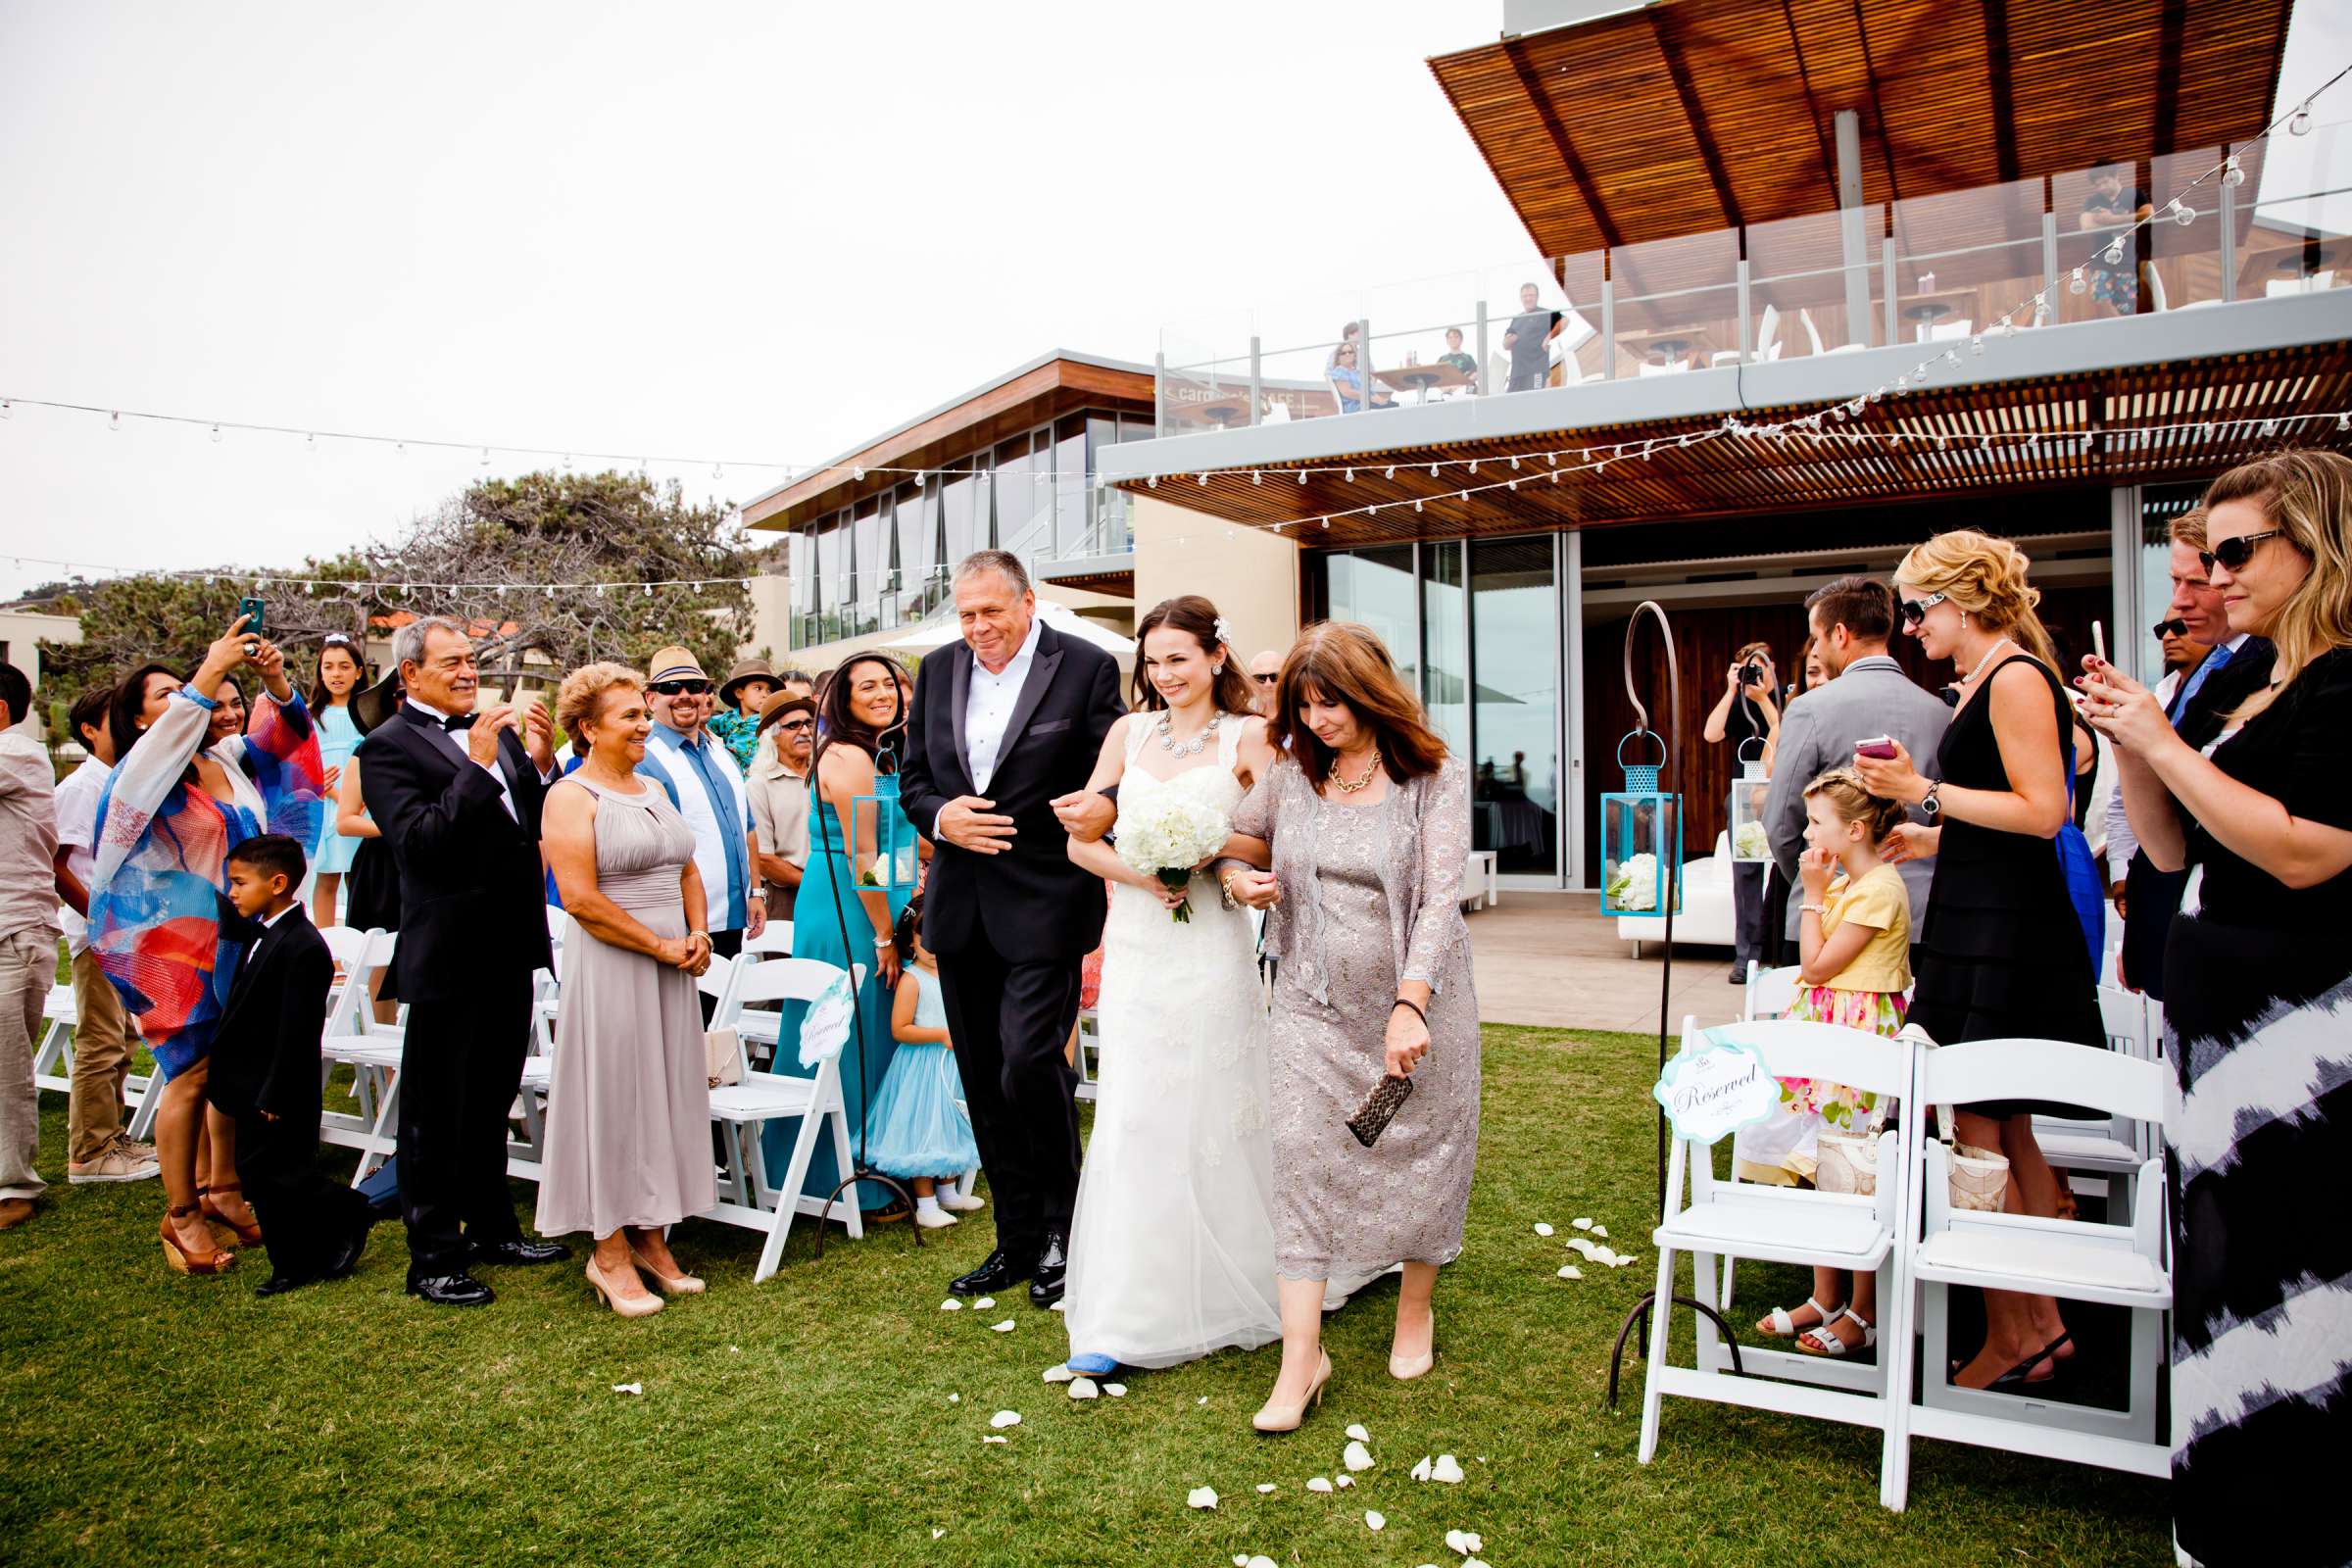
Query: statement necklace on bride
[[1330, 745, 1383, 794], [1155, 708, 1222, 758]]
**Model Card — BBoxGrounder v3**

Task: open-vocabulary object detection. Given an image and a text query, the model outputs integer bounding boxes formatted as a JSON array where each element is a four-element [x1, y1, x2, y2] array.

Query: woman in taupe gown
[[536, 663, 716, 1318], [1223, 622, 1480, 1433]]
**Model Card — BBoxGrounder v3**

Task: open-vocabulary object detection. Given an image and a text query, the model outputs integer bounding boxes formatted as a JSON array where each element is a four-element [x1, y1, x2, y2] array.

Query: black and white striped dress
[[2161, 645, 2352, 1568]]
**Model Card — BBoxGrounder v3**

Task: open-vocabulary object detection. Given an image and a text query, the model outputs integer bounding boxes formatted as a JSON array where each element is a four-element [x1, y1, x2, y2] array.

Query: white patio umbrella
[[886, 599, 1132, 656]]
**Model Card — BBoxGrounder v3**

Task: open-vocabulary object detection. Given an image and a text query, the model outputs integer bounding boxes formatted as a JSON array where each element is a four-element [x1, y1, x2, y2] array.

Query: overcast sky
[[2, 2, 2345, 602]]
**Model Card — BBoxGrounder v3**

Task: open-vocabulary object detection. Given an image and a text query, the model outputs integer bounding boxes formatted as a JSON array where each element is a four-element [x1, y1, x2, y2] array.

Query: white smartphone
[[2091, 619, 2107, 666]]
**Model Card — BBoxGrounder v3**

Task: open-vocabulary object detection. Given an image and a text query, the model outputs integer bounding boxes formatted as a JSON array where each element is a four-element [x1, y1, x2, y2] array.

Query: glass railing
[[1154, 128, 2352, 434]]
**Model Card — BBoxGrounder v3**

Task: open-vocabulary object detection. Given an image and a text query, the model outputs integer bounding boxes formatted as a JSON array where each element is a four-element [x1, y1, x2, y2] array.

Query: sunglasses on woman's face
[[1897, 591, 1948, 626], [650, 679, 712, 697], [2197, 529, 2287, 574]]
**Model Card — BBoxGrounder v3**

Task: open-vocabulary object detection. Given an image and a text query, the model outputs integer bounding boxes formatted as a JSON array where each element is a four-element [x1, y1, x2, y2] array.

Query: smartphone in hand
[[238, 597, 268, 636], [1855, 735, 1898, 760]]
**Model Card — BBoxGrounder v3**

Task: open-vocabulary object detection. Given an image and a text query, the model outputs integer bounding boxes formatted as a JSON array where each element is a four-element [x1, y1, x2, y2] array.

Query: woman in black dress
[[1853, 528, 2100, 1392], [2082, 450, 2352, 1568]]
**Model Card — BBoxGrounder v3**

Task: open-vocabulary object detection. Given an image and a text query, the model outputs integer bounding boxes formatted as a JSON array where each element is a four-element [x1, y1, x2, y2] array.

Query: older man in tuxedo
[[900, 551, 1124, 1306], [359, 616, 567, 1306]]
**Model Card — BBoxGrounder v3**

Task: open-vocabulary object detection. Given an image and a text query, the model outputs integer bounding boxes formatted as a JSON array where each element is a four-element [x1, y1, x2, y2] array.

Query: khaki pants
[[0, 930, 53, 1201], [68, 946, 133, 1164]]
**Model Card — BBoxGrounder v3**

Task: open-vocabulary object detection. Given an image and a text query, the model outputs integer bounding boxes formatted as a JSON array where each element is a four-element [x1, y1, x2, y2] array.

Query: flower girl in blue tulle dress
[[869, 899, 983, 1229]]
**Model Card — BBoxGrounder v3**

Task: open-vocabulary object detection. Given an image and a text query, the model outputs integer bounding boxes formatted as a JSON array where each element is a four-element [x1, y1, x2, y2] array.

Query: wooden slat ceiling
[[1430, 0, 2293, 264], [1110, 341, 2352, 549]]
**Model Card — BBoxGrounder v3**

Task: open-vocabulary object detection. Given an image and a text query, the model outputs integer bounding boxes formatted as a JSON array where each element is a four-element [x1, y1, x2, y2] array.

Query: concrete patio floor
[[1464, 890, 1746, 1034]]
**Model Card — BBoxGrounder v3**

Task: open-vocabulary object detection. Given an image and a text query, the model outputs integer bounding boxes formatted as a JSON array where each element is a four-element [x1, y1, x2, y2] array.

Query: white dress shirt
[[646, 723, 752, 931], [53, 755, 112, 956], [405, 698, 542, 821], [2103, 633, 2249, 877], [964, 615, 1045, 796]]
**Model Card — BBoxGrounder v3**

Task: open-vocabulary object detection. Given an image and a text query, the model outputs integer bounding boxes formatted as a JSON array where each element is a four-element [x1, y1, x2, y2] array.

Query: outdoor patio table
[[1376, 362, 1468, 403]]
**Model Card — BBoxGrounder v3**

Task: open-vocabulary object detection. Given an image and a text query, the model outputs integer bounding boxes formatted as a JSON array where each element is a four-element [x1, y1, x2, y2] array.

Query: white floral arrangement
[[1115, 793, 1231, 923], [1605, 852, 1660, 911], [1733, 820, 1771, 860]]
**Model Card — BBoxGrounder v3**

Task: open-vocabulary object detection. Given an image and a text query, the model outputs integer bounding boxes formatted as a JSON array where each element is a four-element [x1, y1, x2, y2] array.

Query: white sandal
[[1758, 1295, 1839, 1338], [1796, 1307, 1876, 1357]]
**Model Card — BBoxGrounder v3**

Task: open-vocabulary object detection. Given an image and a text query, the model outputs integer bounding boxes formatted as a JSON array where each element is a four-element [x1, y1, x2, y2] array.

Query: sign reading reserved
[[1651, 1038, 1777, 1145]]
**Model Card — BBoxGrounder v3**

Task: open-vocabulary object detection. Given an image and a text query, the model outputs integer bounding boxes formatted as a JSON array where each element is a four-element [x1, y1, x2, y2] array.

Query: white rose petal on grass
[[1343, 1440, 1375, 1472], [1335, 1474, 1355, 1490], [982, 1435, 1007, 1445], [1533, 1222, 1554, 1237], [1187, 1486, 1219, 1510], [1197, 1396, 1209, 1406], [1365, 1510, 1387, 1532], [1557, 1264, 1584, 1280], [1052, 1300, 1067, 1312], [1068, 1378, 1100, 1400], [1592, 1224, 1609, 1238], [1446, 1529, 1486, 1555], [1248, 1558, 1279, 1568], [1043, 1365, 1075, 1384], [1255, 1482, 1278, 1494], [932, 1529, 945, 1541], [1572, 1217, 1593, 1230], [1104, 1383, 1128, 1397], [1432, 1453, 1466, 1484], [1346, 1422, 1371, 1442], [1565, 1237, 1599, 1258], [1305, 1477, 1334, 1494], [939, 1298, 963, 1312], [990, 1320, 1017, 1333], [948, 1394, 960, 1404], [989, 1410, 1022, 1429], [611, 1383, 642, 1396], [1410, 1454, 1434, 1481], [1234, 1557, 1250, 1568], [972, 1298, 995, 1310]]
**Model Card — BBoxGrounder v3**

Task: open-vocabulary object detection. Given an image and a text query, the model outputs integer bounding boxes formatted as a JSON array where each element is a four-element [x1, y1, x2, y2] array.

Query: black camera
[[1740, 660, 1764, 688]]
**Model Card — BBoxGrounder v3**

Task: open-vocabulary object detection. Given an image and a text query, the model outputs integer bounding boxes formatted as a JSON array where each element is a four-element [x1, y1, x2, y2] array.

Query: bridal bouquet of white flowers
[[1114, 794, 1231, 924]]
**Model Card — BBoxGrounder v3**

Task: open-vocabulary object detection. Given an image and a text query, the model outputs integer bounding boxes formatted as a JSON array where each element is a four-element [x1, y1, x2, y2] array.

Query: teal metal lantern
[[1728, 738, 1771, 863], [850, 771, 918, 894], [1602, 729, 1682, 917]]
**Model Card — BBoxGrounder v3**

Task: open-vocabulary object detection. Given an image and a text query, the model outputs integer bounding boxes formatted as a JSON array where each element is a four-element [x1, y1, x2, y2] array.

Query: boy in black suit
[[208, 834, 372, 1297]]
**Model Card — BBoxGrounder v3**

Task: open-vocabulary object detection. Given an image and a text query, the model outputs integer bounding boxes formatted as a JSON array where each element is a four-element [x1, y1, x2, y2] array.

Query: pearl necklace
[[1155, 709, 1222, 758], [1330, 746, 1383, 794], [1958, 636, 2016, 691]]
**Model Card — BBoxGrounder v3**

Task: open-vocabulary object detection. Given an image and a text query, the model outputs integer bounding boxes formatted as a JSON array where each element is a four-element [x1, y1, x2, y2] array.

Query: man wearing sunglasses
[[1249, 649, 1284, 715], [635, 648, 764, 998], [2107, 508, 2272, 998]]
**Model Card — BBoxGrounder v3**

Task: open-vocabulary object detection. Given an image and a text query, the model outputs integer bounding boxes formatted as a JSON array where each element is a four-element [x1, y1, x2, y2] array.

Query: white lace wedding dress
[[1061, 714, 1282, 1369]]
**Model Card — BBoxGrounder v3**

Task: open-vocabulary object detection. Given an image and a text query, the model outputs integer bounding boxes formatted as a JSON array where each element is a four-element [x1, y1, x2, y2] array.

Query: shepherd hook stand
[[1597, 600, 1730, 1407]]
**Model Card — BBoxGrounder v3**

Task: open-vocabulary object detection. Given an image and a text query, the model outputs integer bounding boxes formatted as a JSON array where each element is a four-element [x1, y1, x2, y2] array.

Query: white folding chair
[[1885, 1037, 2171, 1505], [2033, 988, 2160, 1207], [33, 976, 77, 1095], [1640, 1016, 1916, 1509], [691, 956, 868, 1281], [318, 928, 405, 1179], [1072, 1006, 1102, 1102], [742, 921, 794, 957], [1741, 961, 1803, 1023]]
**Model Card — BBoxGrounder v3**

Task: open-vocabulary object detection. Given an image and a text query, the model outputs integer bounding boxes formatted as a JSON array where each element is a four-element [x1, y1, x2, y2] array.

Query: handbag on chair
[[1814, 1129, 1879, 1195]]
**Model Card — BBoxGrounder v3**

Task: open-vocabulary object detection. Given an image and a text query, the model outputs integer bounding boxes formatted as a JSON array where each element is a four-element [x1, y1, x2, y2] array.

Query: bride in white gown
[[1059, 596, 1282, 1373]]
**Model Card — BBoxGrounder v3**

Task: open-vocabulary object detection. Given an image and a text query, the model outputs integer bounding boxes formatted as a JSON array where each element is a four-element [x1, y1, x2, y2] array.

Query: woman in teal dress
[[306, 635, 367, 928], [761, 654, 914, 1215]]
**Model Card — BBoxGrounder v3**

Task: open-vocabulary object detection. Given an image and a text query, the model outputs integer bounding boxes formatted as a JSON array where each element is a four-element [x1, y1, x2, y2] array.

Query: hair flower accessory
[[1214, 614, 1234, 648]]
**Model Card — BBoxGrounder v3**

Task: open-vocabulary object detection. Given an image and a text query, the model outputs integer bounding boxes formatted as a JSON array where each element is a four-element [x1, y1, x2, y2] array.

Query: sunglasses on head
[[2152, 617, 2188, 638], [2198, 529, 2288, 574], [650, 679, 712, 696], [1897, 591, 1948, 626]]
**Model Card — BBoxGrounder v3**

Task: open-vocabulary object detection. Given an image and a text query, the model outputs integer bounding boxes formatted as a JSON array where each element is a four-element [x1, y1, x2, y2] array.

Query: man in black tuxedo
[[2111, 511, 2273, 998], [900, 551, 1124, 1306], [206, 834, 371, 1297], [358, 615, 566, 1306]]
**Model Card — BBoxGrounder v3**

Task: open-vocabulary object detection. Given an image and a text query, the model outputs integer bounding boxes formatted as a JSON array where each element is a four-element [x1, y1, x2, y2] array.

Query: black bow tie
[[415, 708, 474, 733]]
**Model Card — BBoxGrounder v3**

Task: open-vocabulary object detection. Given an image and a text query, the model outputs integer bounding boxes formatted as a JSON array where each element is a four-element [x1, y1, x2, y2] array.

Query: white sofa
[[1616, 830, 1738, 956]]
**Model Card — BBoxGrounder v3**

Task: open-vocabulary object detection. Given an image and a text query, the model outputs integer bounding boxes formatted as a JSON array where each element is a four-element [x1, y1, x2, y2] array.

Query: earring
[[1959, 609, 1969, 627], [1212, 664, 1224, 675]]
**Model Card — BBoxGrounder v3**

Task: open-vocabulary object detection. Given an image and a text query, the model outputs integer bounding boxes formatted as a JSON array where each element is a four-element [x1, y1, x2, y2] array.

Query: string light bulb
[[2169, 199, 2195, 228], [2102, 240, 2125, 267], [0, 400, 11, 418], [1297, 470, 1307, 484], [210, 423, 222, 443], [306, 432, 317, 452], [1970, 333, 1985, 357], [109, 411, 121, 431], [2290, 101, 2312, 136], [2223, 155, 2246, 189], [479, 447, 490, 465]]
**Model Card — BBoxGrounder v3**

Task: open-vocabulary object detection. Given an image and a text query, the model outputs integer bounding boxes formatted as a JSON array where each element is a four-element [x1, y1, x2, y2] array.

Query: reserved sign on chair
[[1652, 1038, 1777, 1145]]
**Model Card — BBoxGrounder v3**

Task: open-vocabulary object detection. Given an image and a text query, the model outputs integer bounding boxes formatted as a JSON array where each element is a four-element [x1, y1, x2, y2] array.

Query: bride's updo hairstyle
[[1893, 528, 2060, 667], [1269, 620, 1448, 787], [1132, 595, 1258, 715]]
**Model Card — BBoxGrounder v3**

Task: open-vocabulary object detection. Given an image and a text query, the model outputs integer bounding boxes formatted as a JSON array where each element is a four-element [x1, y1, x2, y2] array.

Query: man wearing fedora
[[637, 647, 764, 995]]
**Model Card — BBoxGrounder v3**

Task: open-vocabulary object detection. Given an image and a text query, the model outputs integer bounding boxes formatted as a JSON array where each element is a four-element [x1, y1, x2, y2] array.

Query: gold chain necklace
[[1329, 746, 1383, 794]]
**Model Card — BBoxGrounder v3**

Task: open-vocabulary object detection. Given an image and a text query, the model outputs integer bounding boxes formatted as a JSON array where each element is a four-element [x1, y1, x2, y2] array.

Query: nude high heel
[[1251, 1351, 1331, 1434], [629, 1248, 706, 1297], [1391, 1308, 1437, 1381], [585, 1256, 664, 1318]]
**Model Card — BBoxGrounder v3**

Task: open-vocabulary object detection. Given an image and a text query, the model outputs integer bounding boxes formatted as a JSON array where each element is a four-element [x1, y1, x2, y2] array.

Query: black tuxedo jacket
[[356, 706, 554, 1003], [206, 908, 332, 1123], [900, 622, 1126, 962], [2120, 638, 2274, 996]]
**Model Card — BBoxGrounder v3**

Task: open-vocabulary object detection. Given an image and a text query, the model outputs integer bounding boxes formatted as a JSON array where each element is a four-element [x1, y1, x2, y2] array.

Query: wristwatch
[[1919, 781, 1943, 821]]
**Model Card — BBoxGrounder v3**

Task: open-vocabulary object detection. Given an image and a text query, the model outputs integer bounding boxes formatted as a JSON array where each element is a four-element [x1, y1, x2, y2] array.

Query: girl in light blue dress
[[306, 635, 366, 928], [869, 900, 981, 1229]]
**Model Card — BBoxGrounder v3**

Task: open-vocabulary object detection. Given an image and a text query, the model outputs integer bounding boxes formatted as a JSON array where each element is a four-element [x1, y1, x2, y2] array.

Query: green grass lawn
[[0, 1025, 2170, 1567]]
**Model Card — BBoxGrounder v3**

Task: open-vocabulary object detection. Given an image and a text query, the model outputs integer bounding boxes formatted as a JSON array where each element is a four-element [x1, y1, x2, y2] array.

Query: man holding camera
[[1703, 640, 1781, 984]]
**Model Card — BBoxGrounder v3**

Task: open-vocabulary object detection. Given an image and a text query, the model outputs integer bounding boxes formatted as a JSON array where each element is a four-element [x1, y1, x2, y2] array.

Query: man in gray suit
[[1764, 576, 1951, 951]]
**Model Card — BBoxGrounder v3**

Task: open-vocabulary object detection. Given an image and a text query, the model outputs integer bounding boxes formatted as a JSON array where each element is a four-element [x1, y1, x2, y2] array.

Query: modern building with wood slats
[[1102, 0, 2348, 891]]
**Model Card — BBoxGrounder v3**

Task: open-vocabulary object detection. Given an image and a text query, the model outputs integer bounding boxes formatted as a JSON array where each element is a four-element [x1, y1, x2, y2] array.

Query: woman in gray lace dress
[[1223, 622, 1479, 1433]]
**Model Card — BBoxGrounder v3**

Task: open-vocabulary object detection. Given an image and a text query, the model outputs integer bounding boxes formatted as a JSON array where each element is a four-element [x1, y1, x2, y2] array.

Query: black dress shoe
[[1029, 1230, 1069, 1307], [949, 1247, 1034, 1297], [254, 1271, 319, 1298], [470, 1238, 569, 1267], [322, 1224, 368, 1281], [407, 1271, 496, 1307]]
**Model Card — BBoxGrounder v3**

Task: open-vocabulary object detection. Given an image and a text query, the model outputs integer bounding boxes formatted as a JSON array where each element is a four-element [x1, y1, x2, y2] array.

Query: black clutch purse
[[1346, 1073, 1414, 1148]]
